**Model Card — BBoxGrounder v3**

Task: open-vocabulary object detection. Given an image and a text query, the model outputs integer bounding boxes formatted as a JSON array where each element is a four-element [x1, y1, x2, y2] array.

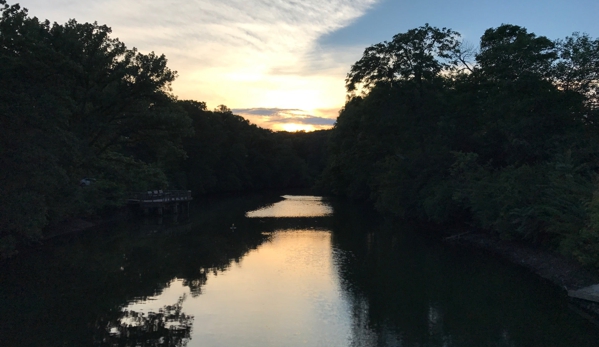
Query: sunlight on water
[[121, 230, 366, 347], [245, 195, 333, 217]]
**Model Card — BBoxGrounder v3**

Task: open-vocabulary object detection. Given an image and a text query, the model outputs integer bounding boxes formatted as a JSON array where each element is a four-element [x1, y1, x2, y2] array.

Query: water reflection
[[328, 200, 599, 346], [117, 229, 352, 347], [1, 195, 599, 347], [0, 194, 277, 347], [246, 195, 332, 217], [193, 230, 351, 346], [98, 294, 193, 347]]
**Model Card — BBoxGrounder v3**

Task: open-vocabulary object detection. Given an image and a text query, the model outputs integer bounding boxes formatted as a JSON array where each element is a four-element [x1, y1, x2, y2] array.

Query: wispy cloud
[[19, 0, 378, 113]]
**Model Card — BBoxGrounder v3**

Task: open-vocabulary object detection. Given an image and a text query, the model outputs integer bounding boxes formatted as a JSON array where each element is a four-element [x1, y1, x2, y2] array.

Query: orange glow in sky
[[277, 123, 316, 132]]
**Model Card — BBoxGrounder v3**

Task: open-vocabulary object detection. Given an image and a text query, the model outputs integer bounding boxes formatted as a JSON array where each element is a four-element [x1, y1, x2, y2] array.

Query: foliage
[[346, 24, 462, 93], [554, 32, 599, 110], [178, 100, 327, 195], [562, 187, 599, 268], [476, 24, 556, 81], [0, 2, 192, 257], [0, 1, 332, 257], [323, 23, 599, 266]]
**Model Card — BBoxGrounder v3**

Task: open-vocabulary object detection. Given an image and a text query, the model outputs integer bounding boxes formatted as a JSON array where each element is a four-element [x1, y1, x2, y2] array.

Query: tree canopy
[[346, 24, 462, 93], [324, 23, 599, 267], [0, 1, 330, 257]]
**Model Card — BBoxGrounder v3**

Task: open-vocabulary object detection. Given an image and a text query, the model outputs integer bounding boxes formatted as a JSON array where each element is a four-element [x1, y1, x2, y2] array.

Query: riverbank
[[43, 207, 131, 240], [446, 232, 599, 322]]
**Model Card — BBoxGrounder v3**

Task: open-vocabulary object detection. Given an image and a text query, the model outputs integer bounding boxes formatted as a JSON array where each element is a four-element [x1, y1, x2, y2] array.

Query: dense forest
[[320, 24, 599, 267], [0, 1, 328, 257], [3, 0, 599, 269]]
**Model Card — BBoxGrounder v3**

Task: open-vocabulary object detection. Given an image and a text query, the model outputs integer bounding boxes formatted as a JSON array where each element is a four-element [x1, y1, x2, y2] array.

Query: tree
[[46, 20, 193, 172], [214, 104, 232, 114], [554, 32, 599, 110], [325, 23, 599, 264], [0, 1, 192, 257], [0, 1, 77, 255], [178, 101, 315, 194], [476, 24, 556, 81], [345, 24, 462, 93]]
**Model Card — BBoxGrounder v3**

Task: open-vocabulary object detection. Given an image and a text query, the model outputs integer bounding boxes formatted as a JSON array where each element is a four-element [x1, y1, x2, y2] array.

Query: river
[[1, 194, 598, 346]]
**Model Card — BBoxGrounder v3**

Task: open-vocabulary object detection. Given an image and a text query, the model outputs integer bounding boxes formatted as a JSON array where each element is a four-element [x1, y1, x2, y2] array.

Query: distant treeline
[[0, 1, 328, 257], [320, 24, 599, 267]]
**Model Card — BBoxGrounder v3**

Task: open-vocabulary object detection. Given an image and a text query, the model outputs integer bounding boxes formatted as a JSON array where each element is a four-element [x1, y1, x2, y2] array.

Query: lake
[[1, 194, 598, 346]]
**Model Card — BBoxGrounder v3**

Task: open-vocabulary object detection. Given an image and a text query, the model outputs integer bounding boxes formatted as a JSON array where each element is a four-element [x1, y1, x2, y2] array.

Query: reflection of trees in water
[[334, 221, 540, 347], [182, 269, 208, 297], [332, 223, 518, 347], [0, 194, 290, 346], [330, 201, 599, 347], [96, 295, 193, 347]]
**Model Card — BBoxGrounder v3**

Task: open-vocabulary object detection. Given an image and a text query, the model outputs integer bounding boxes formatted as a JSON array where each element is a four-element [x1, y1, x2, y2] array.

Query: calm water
[[1, 194, 599, 346]]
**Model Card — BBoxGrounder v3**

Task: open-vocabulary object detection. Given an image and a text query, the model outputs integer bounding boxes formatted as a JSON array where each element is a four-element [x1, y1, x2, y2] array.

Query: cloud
[[233, 108, 305, 116], [313, 107, 342, 119], [293, 116, 336, 126], [233, 108, 336, 131], [18, 0, 379, 112]]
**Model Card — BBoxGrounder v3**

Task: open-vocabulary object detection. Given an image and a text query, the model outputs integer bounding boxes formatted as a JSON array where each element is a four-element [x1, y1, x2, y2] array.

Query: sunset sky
[[16, 0, 599, 131]]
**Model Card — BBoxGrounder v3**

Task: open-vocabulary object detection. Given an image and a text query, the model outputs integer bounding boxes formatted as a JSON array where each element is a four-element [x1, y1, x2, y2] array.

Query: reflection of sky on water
[[246, 195, 333, 218], [121, 230, 370, 347], [4, 194, 599, 346], [115, 196, 498, 347], [113, 195, 599, 347]]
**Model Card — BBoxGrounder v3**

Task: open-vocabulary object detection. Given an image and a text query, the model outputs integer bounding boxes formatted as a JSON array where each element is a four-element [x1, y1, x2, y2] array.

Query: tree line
[[4, 0, 599, 269], [0, 1, 328, 257], [321, 23, 599, 267]]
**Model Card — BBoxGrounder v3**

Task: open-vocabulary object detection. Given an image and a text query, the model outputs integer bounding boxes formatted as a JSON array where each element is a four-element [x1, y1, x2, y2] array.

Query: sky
[[14, 0, 599, 131]]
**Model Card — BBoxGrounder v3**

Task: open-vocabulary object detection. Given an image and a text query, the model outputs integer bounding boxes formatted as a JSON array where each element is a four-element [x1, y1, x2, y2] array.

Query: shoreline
[[445, 232, 599, 322], [43, 207, 131, 240]]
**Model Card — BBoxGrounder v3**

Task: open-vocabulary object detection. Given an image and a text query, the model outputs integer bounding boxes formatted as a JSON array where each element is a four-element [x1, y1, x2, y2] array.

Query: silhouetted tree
[[346, 24, 462, 93], [323, 23, 599, 265], [0, 1, 192, 256]]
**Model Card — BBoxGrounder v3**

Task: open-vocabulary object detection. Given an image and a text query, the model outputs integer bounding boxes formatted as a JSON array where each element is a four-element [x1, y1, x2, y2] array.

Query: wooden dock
[[128, 190, 192, 215]]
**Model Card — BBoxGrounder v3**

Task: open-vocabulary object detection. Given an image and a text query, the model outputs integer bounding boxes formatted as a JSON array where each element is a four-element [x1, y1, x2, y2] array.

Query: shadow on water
[[0, 193, 282, 347], [328, 199, 599, 347]]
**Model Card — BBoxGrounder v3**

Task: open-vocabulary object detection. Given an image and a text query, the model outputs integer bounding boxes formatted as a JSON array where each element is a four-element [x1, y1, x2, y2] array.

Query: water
[[1, 194, 598, 346]]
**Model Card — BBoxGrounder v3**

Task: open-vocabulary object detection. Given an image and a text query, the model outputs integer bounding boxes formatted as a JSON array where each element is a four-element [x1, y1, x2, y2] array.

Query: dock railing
[[128, 190, 192, 215], [129, 190, 192, 203]]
